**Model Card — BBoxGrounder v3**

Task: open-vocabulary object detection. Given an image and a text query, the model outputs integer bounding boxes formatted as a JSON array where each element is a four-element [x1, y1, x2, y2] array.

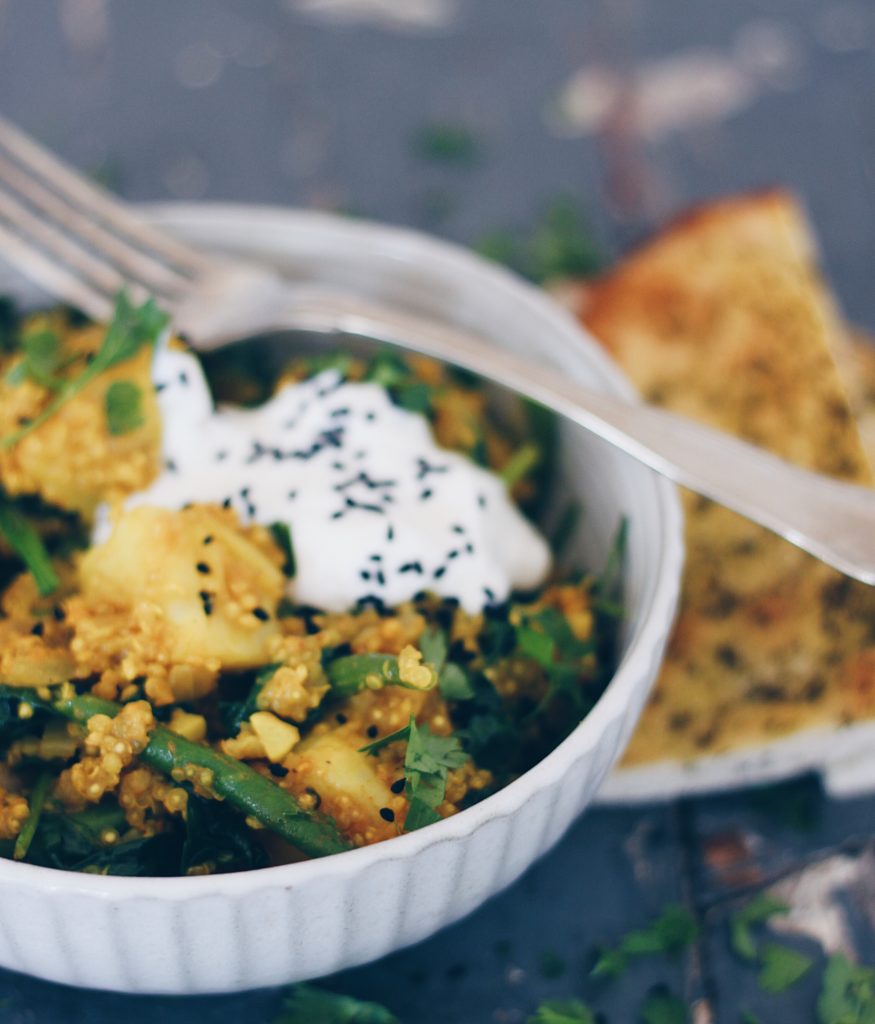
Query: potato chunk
[[0, 322, 161, 516], [68, 505, 285, 703]]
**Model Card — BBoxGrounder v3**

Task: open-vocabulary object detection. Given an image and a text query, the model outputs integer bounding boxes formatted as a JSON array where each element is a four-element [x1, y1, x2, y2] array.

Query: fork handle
[[262, 291, 875, 586]]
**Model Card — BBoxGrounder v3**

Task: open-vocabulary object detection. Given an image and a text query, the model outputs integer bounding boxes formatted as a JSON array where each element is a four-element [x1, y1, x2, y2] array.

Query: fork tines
[[0, 114, 209, 320]]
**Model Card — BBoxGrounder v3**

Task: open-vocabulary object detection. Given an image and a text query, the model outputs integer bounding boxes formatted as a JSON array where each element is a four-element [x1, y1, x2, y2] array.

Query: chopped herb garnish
[[6, 328, 66, 390], [729, 892, 790, 962], [0, 494, 60, 595], [500, 442, 541, 489], [758, 942, 813, 994], [274, 983, 399, 1023], [360, 715, 467, 831], [1, 290, 168, 449], [104, 379, 146, 435], [269, 522, 296, 577], [403, 716, 468, 830], [13, 768, 52, 861], [592, 904, 697, 979], [527, 999, 596, 1024]]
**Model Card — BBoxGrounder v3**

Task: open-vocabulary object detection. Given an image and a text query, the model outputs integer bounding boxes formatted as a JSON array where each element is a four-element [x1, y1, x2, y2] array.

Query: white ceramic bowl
[[0, 205, 683, 994]]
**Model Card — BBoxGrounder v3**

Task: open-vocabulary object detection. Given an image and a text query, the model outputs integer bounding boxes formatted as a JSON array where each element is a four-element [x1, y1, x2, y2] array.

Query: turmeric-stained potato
[[77, 504, 284, 668], [0, 322, 162, 517], [286, 733, 401, 845]]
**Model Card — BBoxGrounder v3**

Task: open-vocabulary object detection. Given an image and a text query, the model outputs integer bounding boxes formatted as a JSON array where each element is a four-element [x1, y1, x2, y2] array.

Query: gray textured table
[[1, 2, 874, 1021]]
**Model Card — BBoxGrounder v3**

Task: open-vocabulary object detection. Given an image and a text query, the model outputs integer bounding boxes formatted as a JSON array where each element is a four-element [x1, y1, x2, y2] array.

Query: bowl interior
[[0, 203, 684, 888]]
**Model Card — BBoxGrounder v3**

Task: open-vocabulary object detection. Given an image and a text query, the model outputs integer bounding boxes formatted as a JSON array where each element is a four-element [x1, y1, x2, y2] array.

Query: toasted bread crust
[[579, 191, 875, 763]]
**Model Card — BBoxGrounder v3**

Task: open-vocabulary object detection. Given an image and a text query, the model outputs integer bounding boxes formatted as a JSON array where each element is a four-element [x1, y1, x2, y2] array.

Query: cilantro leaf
[[104, 380, 145, 435], [275, 983, 399, 1024], [0, 493, 60, 594], [420, 627, 475, 701], [358, 715, 467, 830], [269, 522, 296, 578], [640, 989, 688, 1024], [729, 892, 790, 962], [592, 904, 697, 979], [419, 627, 447, 673], [1, 290, 168, 449], [6, 329, 66, 390], [818, 953, 875, 1023], [740, 1012, 763, 1024], [527, 999, 596, 1024], [758, 943, 813, 994]]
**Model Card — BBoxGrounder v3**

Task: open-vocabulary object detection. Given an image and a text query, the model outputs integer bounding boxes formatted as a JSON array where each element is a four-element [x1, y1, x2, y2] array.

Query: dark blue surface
[[0, 2, 873, 1020]]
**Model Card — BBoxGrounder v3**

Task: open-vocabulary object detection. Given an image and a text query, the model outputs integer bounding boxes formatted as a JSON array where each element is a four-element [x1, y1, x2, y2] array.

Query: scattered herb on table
[[528, 999, 596, 1024], [757, 942, 813, 994], [640, 988, 688, 1024], [414, 122, 480, 164], [729, 892, 790, 962], [817, 953, 875, 1023], [274, 983, 400, 1024], [475, 197, 603, 284], [592, 903, 698, 979]]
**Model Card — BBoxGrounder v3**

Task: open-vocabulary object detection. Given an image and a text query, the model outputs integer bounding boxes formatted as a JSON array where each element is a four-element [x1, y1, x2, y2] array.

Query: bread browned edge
[[575, 189, 875, 764]]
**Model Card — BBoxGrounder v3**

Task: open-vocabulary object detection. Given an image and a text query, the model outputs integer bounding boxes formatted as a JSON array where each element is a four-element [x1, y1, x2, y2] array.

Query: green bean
[[13, 767, 52, 861], [325, 653, 437, 698], [1, 686, 351, 859]]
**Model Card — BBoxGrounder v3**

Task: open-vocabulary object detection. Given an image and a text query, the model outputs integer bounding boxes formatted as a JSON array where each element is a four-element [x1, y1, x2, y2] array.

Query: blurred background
[[1, 0, 873, 325], [0, 3, 874, 1022]]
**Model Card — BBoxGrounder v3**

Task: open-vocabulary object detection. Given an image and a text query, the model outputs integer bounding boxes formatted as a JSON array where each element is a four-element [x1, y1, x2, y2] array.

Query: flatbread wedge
[[575, 190, 875, 765]]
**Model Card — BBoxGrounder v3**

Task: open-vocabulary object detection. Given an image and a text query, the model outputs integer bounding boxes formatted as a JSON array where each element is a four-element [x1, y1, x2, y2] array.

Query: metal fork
[[1, 113, 874, 585]]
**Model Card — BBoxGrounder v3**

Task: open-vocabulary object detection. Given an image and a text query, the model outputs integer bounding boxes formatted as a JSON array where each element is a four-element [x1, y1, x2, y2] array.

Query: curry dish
[[0, 297, 621, 875]]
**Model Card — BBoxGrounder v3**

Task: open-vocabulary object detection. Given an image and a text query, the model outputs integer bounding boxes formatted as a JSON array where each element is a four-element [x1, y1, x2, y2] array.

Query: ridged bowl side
[[0, 205, 683, 993]]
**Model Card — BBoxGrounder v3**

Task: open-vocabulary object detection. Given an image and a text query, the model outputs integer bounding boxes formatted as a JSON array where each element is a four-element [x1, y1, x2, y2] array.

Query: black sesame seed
[[203, 535, 214, 545], [365, 411, 376, 422], [216, 450, 229, 462], [268, 764, 289, 778], [379, 807, 395, 822], [252, 607, 270, 622], [376, 571, 386, 586], [447, 550, 459, 560], [154, 382, 167, 393], [420, 489, 433, 501], [367, 725, 379, 739], [399, 561, 424, 575], [466, 543, 475, 555], [165, 459, 178, 473], [178, 371, 189, 385], [335, 713, 348, 724], [199, 590, 214, 616], [287, 490, 298, 500], [360, 570, 372, 581], [386, 525, 395, 542], [221, 497, 232, 509], [478, 494, 487, 508], [52, 606, 66, 622], [196, 562, 210, 575], [30, 621, 44, 637], [369, 553, 382, 562], [433, 566, 447, 580], [390, 778, 406, 794], [452, 524, 465, 534]]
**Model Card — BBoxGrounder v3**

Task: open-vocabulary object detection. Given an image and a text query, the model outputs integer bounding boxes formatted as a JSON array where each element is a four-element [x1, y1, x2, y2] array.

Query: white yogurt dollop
[[97, 343, 551, 613]]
